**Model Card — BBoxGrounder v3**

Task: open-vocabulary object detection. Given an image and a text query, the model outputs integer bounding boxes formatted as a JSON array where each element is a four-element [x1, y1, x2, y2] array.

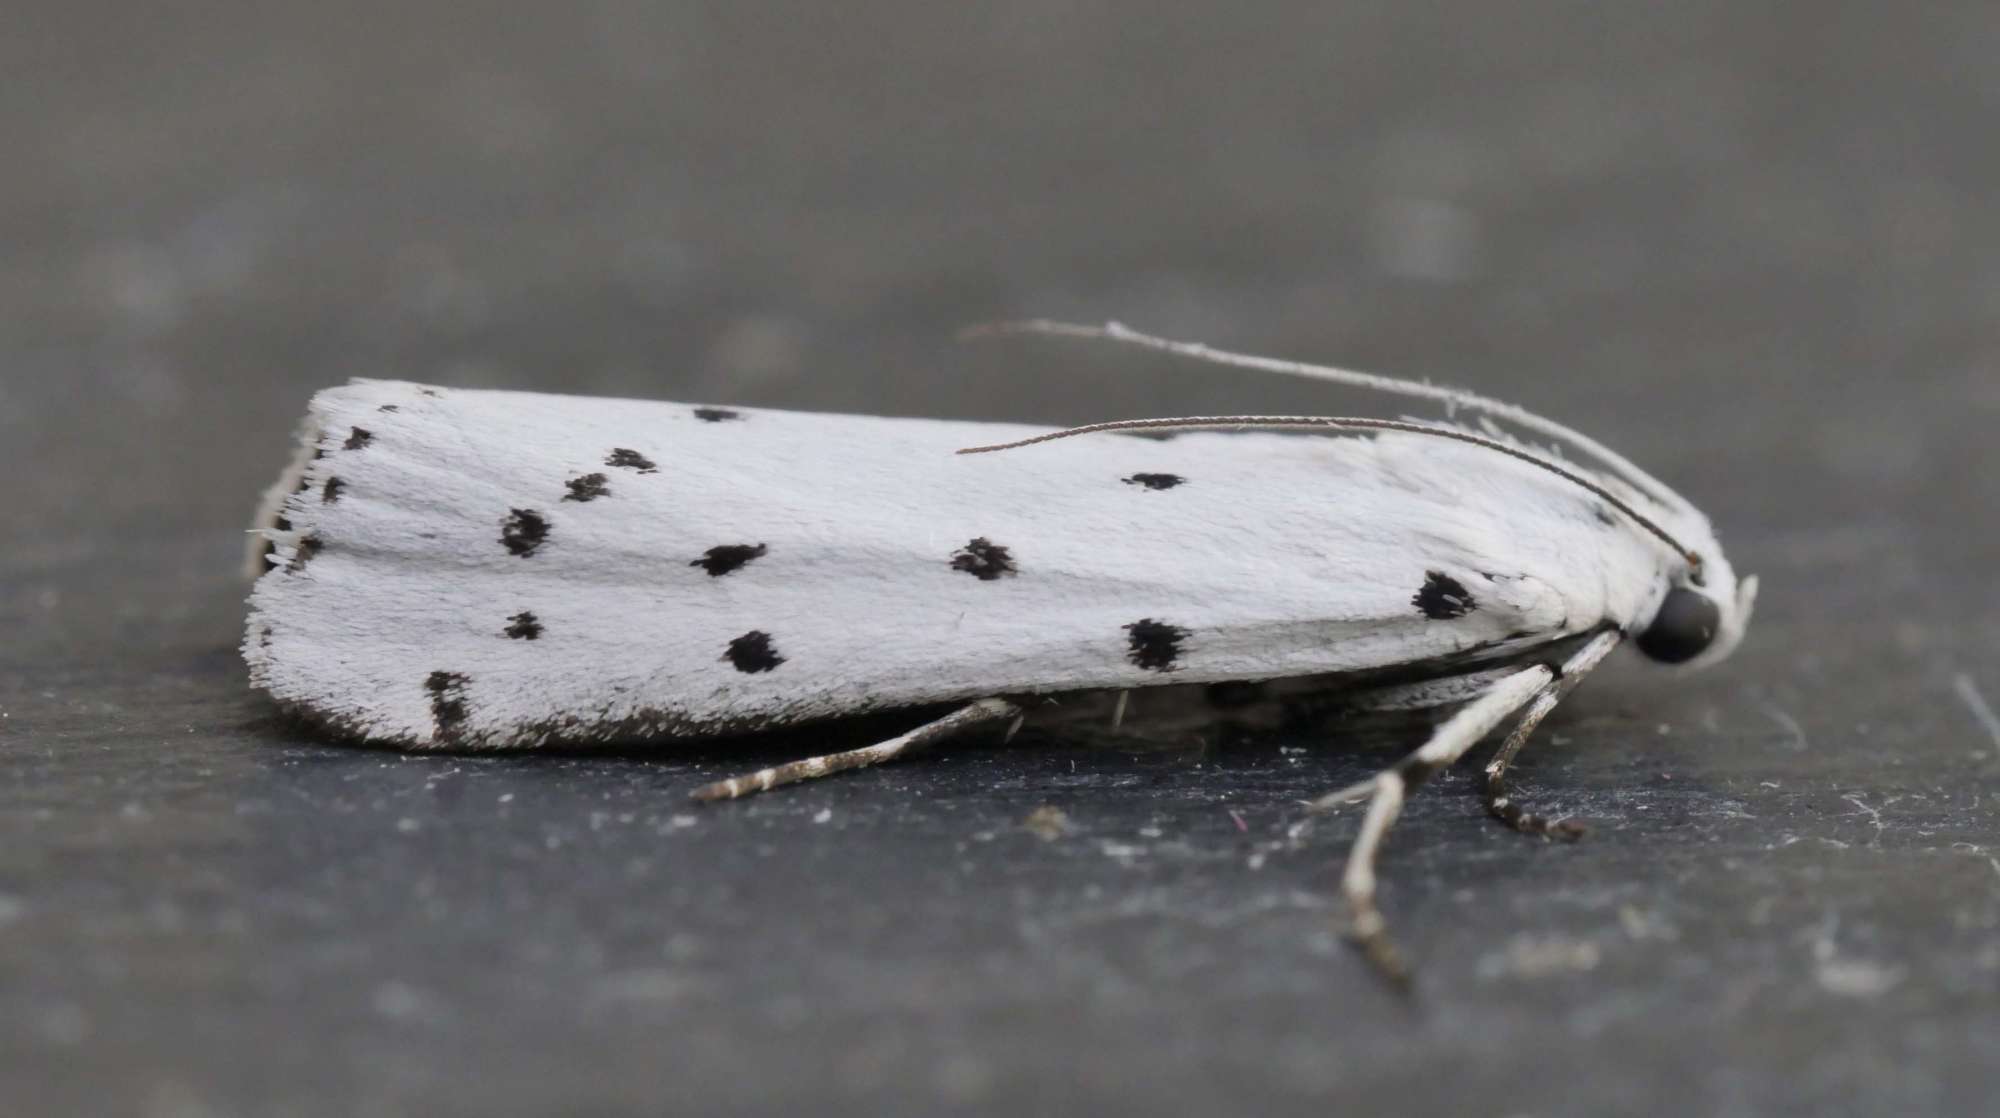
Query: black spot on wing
[[501, 509, 549, 557], [505, 612, 543, 640], [343, 427, 373, 450], [425, 671, 469, 738], [692, 543, 767, 577], [321, 477, 344, 503], [1124, 619, 1188, 672], [693, 407, 741, 422], [378, 403, 400, 413], [606, 448, 658, 474], [563, 473, 610, 502], [1123, 473, 1185, 490], [1594, 504, 1619, 527], [950, 537, 1016, 580], [725, 630, 784, 673], [285, 534, 323, 573], [1414, 571, 1477, 620]]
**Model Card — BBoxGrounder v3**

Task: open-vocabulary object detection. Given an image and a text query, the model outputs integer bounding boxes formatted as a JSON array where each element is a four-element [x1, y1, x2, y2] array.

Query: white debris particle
[[1476, 935, 1601, 980], [589, 968, 696, 1005], [1099, 840, 1145, 861], [1021, 805, 1069, 841], [1618, 905, 1677, 941], [1953, 672, 2000, 750], [1843, 793, 1888, 842], [372, 981, 426, 1020], [1809, 917, 1904, 997], [1815, 958, 1904, 998], [1753, 698, 1808, 751], [396, 817, 420, 834], [813, 808, 832, 824]]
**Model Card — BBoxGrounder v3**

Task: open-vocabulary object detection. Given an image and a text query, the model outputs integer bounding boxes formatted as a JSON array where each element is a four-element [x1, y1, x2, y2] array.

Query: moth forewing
[[246, 381, 1648, 747]]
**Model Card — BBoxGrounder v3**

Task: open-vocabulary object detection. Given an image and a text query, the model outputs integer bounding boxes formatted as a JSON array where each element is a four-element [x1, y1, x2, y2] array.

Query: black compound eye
[[1636, 587, 1721, 663]]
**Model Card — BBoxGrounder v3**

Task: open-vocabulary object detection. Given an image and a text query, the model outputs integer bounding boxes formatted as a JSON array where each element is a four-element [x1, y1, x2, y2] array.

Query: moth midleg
[[1307, 666, 1555, 984], [689, 698, 1021, 802], [1482, 629, 1623, 839]]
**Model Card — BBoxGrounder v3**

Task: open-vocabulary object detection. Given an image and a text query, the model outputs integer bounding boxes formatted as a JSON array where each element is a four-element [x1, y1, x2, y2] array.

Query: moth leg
[[690, 698, 1020, 802], [1483, 630, 1623, 840], [1306, 666, 1555, 984]]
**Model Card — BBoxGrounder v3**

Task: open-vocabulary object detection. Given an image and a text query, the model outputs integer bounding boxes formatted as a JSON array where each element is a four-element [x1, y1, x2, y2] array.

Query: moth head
[[1635, 522, 1756, 669]]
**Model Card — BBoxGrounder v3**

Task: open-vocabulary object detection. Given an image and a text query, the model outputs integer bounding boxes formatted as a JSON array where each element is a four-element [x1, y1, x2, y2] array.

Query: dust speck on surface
[[1476, 935, 1602, 981], [1815, 958, 1904, 997], [1811, 919, 1905, 997], [372, 981, 428, 1020], [1022, 805, 1069, 841]]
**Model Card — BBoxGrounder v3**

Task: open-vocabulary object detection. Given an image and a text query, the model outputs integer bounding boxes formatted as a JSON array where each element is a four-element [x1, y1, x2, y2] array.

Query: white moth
[[244, 321, 1756, 980]]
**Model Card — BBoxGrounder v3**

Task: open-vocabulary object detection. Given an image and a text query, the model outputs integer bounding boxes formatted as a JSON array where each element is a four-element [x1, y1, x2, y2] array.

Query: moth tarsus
[[688, 699, 1020, 803], [1478, 629, 1623, 841]]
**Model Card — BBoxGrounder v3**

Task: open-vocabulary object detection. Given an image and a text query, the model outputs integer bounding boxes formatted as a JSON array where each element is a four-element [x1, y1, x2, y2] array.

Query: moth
[[245, 321, 1755, 981]]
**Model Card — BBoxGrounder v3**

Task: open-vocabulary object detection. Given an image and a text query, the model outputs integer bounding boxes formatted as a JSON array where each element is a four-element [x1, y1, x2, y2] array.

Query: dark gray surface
[[5, 4, 1999, 1115]]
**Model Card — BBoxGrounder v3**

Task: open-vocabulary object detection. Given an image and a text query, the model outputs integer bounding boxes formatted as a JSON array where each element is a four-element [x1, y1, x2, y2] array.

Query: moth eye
[[1636, 587, 1721, 664]]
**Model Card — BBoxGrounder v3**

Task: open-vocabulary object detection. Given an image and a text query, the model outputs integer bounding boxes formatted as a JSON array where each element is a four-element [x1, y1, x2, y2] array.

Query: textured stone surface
[[4, 4, 1998, 1115]]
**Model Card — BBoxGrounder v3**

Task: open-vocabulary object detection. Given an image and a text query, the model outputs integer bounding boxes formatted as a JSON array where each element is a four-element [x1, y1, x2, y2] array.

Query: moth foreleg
[[1306, 666, 1555, 985], [689, 699, 1020, 803], [1482, 630, 1623, 840]]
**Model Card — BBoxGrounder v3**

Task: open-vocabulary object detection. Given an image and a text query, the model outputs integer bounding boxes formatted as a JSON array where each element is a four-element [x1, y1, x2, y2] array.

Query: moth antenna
[[961, 319, 1692, 514], [957, 415, 1701, 570]]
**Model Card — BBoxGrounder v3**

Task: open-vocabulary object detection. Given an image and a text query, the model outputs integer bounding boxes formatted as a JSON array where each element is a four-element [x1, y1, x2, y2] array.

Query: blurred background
[[4, 3, 1998, 1115]]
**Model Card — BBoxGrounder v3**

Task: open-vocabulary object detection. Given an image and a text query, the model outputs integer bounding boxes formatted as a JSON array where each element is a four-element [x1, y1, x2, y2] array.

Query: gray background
[[5, 3, 1998, 1115]]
